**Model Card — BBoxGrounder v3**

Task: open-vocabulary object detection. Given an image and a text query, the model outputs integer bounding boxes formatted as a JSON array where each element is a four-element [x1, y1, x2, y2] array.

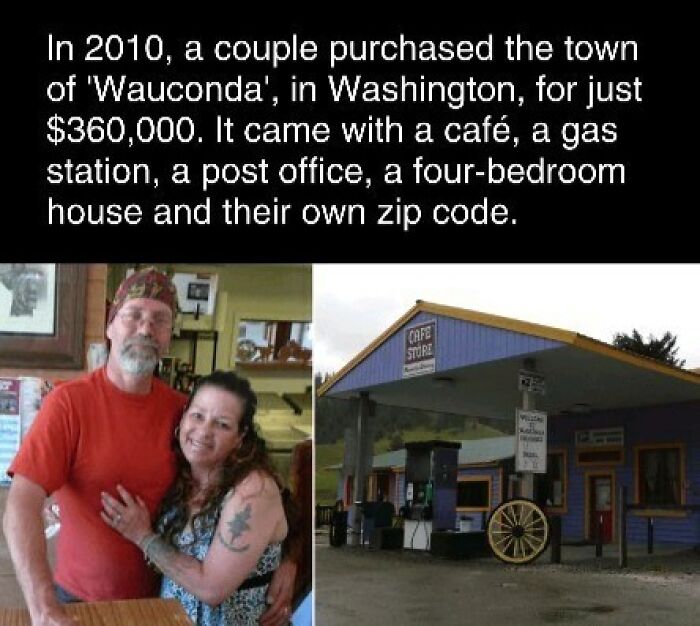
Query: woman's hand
[[100, 484, 153, 546]]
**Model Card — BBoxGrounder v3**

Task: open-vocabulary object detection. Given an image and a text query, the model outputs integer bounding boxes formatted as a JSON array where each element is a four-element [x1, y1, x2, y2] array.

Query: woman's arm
[[102, 474, 286, 606]]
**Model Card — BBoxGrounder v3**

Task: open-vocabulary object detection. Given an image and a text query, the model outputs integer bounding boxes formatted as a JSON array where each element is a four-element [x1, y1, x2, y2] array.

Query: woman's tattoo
[[217, 503, 252, 553]]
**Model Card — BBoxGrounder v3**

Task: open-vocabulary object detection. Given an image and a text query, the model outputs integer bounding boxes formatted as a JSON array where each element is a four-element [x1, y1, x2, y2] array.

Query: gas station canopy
[[318, 301, 700, 420]]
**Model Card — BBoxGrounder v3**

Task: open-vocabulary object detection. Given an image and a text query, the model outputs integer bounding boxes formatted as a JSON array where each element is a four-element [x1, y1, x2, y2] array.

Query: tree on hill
[[612, 329, 686, 367], [388, 431, 404, 451]]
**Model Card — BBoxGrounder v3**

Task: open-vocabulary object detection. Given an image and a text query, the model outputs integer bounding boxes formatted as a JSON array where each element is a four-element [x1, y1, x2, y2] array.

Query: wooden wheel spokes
[[500, 507, 518, 530], [487, 499, 550, 565]]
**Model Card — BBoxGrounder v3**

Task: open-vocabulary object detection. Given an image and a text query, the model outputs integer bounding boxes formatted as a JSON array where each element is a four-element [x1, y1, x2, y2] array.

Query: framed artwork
[[171, 272, 218, 315], [0, 264, 56, 335], [187, 282, 210, 301], [0, 264, 87, 369]]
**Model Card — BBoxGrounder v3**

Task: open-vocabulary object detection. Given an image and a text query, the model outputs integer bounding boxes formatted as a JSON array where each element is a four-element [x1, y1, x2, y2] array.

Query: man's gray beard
[[119, 345, 159, 376]]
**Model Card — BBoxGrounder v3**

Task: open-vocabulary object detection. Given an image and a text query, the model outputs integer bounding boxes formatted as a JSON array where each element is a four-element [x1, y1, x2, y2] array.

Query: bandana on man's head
[[108, 267, 178, 325]]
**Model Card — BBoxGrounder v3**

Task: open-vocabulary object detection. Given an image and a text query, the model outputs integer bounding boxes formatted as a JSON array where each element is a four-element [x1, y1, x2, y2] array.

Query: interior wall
[[107, 264, 312, 394]]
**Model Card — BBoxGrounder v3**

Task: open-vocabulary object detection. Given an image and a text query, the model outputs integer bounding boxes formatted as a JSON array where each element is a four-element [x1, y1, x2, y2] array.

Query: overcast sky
[[314, 264, 700, 375]]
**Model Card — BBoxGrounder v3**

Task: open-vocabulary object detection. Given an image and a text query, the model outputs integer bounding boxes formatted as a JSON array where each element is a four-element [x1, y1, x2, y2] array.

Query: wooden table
[[0, 598, 192, 626]]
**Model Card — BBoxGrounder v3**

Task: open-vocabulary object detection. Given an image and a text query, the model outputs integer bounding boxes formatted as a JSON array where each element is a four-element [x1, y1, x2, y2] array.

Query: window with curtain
[[638, 447, 682, 506], [546, 452, 565, 507], [534, 452, 566, 509]]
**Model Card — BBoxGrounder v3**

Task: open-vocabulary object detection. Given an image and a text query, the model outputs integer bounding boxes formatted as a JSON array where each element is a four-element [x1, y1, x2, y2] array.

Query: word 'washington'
[[87, 75, 516, 108]]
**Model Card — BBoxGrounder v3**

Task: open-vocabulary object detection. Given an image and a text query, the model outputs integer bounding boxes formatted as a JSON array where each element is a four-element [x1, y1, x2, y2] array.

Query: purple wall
[[549, 401, 700, 545], [328, 311, 563, 394], [456, 466, 503, 529]]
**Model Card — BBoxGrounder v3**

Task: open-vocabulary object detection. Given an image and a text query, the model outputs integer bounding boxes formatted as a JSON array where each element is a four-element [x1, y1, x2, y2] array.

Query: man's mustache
[[122, 338, 159, 353]]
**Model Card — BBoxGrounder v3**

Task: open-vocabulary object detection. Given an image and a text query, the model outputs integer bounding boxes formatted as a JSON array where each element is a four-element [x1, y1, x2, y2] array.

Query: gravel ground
[[315, 532, 699, 626]]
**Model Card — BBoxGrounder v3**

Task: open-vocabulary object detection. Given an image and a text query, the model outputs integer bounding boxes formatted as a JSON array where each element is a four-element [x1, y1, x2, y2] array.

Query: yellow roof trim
[[318, 300, 700, 395], [318, 302, 424, 396], [417, 301, 579, 344], [572, 334, 700, 384]]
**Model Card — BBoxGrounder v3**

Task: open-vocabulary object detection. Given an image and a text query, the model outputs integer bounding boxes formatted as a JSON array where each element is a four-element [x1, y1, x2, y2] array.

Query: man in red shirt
[[3, 268, 294, 626]]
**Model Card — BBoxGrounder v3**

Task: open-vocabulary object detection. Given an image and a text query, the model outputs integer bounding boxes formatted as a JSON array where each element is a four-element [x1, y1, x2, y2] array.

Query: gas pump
[[404, 479, 433, 521], [403, 441, 460, 550]]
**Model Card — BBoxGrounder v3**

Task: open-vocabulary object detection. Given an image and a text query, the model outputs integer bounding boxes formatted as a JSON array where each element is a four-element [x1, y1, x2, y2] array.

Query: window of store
[[541, 450, 567, 513], [635, 444, 685, 508], [457, 476, 491, 512]]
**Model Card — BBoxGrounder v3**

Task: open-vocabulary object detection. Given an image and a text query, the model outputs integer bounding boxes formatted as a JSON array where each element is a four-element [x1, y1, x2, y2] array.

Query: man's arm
[[259, 488, 300, 626], [3, 474, 75, 626], [259, 558, 297, 626]]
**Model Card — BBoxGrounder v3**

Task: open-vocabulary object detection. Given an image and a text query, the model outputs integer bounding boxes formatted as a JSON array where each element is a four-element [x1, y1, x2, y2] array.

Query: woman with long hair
[[100, 371, 292, 625]]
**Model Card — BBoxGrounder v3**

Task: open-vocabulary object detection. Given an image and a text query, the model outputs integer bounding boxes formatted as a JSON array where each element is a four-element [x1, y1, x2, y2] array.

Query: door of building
[[344, 475, 354, 506], [375, 472, 392, 501], [589, 475, 613, 543]]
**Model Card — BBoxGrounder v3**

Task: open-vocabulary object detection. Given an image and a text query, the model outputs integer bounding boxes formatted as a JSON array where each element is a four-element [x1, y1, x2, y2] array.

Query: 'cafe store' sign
[[403, 320, 436, 378]]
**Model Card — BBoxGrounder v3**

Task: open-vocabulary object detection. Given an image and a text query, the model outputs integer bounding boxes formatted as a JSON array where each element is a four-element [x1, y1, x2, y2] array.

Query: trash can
[[329, 501, 348, 547]]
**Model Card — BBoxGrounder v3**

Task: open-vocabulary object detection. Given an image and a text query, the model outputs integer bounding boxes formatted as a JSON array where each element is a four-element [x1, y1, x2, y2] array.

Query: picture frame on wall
[[0, 264, 87, 369], [0, 264, 56, 335], [171, 272, 218, 315], [187, 282, 210, 301]]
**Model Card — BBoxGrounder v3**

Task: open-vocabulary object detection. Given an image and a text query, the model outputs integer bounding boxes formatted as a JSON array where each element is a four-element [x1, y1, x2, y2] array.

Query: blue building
[[320, 301, 700, 545]]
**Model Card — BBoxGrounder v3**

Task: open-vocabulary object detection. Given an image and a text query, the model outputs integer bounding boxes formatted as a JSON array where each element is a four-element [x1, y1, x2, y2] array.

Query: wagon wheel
[[487, 498, 550, 564]]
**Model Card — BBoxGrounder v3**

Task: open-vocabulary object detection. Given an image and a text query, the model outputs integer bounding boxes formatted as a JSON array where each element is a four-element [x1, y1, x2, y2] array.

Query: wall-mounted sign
[[518, 370, 546, 395], [575, 427, 624, 448], [515, 409, 547, 473], [0, 378, 21, 486], [403, 320, 436, 378]]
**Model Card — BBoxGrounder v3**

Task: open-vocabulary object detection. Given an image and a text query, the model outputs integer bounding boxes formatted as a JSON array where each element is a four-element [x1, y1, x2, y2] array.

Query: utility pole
[[350, 392, 372, 545]]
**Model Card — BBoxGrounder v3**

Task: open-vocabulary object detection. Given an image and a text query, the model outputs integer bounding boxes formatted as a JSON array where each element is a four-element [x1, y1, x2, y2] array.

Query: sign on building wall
[[403, 320, 436, 378], [515, 409, 547, 473], [575, 427, 624, 447]]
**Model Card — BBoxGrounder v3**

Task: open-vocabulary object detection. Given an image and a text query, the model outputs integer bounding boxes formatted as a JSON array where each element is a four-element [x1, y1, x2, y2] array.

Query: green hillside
[[316, 423, 505, 505]]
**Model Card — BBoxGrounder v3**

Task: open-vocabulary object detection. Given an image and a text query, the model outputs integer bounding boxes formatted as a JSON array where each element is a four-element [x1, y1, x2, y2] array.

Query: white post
[[519, 359, 536, 499], [520, 386, 535, 499]]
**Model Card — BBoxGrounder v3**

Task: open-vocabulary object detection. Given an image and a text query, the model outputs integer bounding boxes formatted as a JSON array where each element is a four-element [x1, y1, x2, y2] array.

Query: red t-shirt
[[8, 368, 187, 601]]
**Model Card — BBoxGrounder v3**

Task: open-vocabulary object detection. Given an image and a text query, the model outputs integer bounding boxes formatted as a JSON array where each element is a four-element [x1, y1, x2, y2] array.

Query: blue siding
[[328, 312, 564, 394], [550, 401, 700, 545]]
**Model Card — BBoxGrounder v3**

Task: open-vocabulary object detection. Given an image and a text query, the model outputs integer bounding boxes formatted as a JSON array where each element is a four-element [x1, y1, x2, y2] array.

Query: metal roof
[[327, 436, 515, 470], [319, 301, 700, 421]]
